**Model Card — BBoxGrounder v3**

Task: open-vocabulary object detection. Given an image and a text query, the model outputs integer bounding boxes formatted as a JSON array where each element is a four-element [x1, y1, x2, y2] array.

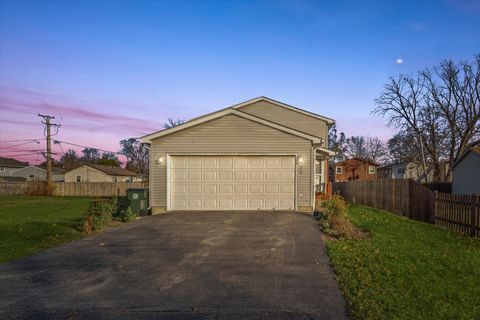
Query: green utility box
[[126, 188, 149, 216]]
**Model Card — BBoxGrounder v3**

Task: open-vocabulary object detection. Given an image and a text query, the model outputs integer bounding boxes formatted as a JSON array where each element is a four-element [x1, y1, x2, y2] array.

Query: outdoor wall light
[[156, 156, 165, 165], [298, 157, 304, 164]]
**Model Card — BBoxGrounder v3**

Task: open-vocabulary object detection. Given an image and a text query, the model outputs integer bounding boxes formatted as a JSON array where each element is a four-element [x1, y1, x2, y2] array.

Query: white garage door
[[169, 155, 295, 210]]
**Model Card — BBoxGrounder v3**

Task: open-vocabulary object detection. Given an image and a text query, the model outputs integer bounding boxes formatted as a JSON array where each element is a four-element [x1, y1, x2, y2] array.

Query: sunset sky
[[1, 0, 479, 164]]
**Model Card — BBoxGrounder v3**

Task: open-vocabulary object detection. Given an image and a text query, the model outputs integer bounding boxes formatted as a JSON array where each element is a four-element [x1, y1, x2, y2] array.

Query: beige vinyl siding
[[238, 101, 328, 139], [150, 114, 312, 209], [65, 165, 133, 182]]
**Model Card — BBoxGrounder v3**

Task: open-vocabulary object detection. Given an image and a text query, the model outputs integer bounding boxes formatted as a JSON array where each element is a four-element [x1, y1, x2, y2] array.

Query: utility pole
[[38, 114, 60, 191]]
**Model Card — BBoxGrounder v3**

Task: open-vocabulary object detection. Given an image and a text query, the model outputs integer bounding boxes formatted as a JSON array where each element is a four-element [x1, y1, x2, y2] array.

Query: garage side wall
[[150, 114, 313, 211]]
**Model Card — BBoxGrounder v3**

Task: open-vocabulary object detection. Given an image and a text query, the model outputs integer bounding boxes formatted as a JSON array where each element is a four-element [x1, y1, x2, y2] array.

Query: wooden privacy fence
[[333, 179, 479, 237], [332, 179, 434, 223], [0, 182, 148, 197], [435, 192, 479, 237]]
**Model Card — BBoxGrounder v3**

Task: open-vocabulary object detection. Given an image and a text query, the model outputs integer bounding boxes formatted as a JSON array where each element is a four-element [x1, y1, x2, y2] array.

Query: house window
[[368, 166, 376, 174], [29, 174, 35, 179], [76, 175, 81, 182], [0, 167, 5, 172], [336, 166, 343, 174]]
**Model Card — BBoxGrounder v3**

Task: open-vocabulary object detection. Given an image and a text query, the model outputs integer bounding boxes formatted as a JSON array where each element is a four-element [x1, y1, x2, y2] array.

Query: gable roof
[[232, 96, 335, 124], [10, 165, 46, 174], [140, 108, 322, 143], [0, 157, 28, 168], [68, 163, 138, 176], [453, 146, 480, 169]]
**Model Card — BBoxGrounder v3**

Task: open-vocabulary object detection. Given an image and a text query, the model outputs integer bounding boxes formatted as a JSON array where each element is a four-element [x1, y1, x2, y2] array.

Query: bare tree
[[328, 123, 347, 162], [374, 55, 480, 181], [163, 118, 185, 129], [120, 138, 149, 177], [344, 136, 386, 164], [386, 131, 421, 164]]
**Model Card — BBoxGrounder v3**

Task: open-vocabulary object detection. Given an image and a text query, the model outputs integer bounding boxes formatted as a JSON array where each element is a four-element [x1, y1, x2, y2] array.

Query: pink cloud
[[0, 86, 170, 164]]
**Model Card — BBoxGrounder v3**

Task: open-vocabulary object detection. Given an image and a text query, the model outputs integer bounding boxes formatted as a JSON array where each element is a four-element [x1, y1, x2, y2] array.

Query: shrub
[[117, 206, 136, 222], [82, 198, 117, 234], [25, 182, 54, 196], [318, 195, 364, 239]]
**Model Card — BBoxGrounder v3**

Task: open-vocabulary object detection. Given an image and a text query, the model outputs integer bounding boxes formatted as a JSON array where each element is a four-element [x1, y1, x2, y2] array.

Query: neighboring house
[[9, 165, 47, 181], [0, 157, 28, 176], [51, 167, 66, 182], [333, 158, 378, 182], [36, 166, 66, 182], [377, 161, 433, 183], [140, 96, 335, 213], [0, 176, 27, 182], [452, 147, 480, 195], [65, 164, 139, 182]]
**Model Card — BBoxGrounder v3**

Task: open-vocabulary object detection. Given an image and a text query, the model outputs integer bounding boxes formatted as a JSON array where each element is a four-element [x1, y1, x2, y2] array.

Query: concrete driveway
[[0, 212, 347, 319]]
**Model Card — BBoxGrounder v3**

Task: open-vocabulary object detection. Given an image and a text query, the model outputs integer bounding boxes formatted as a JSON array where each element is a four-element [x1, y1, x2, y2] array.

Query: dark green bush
[[117, 206, 136, 222], [82, 198, 117, 234]]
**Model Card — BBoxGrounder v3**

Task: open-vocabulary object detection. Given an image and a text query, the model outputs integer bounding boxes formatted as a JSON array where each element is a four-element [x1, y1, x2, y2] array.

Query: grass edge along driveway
[[326, 204, 480, 320], [0, 196, 91, 264]]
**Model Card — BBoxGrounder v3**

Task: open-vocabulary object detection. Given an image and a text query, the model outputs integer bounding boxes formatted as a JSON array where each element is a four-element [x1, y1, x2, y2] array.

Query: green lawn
[[0, 196, 91, 264], [326, 204, 480, 320]]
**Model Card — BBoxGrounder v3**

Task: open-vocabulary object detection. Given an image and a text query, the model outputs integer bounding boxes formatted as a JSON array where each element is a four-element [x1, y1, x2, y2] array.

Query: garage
[[169, 155, 296, 210]]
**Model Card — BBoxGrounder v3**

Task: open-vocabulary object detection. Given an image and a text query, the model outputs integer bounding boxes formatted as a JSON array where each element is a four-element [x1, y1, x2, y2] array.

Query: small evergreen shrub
[[118, 206, 136, 222], [82, 198, 117, 234]]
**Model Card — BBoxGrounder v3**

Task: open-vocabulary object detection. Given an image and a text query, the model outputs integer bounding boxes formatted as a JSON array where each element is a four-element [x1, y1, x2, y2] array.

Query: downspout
[[312, 142, 324, 212], [142, 143, 152, 211]]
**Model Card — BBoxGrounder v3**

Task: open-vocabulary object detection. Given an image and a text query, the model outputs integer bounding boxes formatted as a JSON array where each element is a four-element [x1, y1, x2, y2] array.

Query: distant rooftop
[[0, 157, 28, 168]]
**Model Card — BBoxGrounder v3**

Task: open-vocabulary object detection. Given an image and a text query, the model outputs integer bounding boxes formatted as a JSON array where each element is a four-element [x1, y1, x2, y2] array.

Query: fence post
[[471, 193, 477, 237], [433, 191, 438, 224]]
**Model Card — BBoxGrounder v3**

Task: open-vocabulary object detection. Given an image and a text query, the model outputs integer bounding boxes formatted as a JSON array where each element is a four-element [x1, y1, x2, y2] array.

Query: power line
[[0, 138, 45, 143], [0, 140, 41, 150], [53, 139, 120, 155]]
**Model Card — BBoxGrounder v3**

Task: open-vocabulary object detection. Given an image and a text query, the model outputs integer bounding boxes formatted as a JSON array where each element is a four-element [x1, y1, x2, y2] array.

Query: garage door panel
[[170, 155, 295, 211], [249, 185, 263, 194], [203, 171, 217, 181], [265, 171, 279, 180], [249, 171, 263, 180], [219, 185, 233, 194], [234, 185, 248, 194], [203, 185, 217, 195], [219, 198, 233, 209], [171, 198, 187, 209], [187, 185, 202, 195], [203, 157, 217, 167], [188, 198, 202, 208], [219, 157, 233, 167], [219, 171, 233, 180], [203, 198, 217, 208], [234, 171, 248, 180], [187, 157, 203, 167], [188, 171, 202, 180], [265, 199, 279, 209], [249, 199, 263, 209], [234, 198, 248, 209], [265, 185, 279, 194]]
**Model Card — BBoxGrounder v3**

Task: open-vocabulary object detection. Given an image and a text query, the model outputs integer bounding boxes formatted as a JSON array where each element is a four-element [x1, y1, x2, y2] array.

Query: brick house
[[333, 158, 378, 182]]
